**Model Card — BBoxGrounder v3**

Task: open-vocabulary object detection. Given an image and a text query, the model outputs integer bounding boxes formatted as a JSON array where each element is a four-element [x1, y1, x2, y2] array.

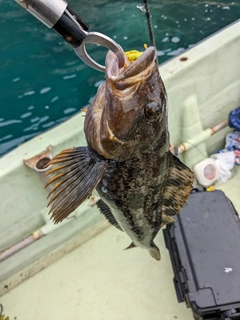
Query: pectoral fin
[[45, 147, 108, 223], [162, 152, 194, 222]]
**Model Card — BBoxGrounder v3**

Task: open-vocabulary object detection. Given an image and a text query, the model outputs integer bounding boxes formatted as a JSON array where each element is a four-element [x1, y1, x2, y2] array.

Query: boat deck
[[1, 166, 239, 320]]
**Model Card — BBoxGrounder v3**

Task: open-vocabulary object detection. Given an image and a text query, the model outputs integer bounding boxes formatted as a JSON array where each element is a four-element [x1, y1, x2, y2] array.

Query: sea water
[[0, 0, 239, 156]]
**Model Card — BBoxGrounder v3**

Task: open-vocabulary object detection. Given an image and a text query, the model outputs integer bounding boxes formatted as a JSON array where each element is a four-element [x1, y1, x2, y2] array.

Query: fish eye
[[144, 102, 162, 121]]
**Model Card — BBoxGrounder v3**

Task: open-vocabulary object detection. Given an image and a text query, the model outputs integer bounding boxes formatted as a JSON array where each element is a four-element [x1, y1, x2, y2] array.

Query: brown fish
[[45, 46, 194, 260]]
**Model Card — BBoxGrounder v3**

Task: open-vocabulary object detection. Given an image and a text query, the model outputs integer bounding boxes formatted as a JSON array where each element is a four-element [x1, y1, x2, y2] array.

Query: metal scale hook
[[15, 0, 125, 72]]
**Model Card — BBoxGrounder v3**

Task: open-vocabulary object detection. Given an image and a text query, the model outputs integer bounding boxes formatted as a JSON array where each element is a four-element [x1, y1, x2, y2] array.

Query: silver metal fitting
[[15, 0, 68, 28]]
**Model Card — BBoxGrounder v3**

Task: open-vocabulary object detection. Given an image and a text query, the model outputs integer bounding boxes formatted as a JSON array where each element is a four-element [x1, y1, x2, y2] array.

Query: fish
[[45, 46, 194, 261]]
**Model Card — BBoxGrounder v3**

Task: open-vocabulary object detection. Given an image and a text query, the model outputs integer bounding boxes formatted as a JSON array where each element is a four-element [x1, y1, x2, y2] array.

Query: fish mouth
[[106, 46, 157, 90]]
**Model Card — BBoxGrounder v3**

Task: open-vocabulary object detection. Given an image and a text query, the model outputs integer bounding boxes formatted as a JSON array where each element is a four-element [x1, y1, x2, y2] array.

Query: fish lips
[[104, 46, 159, 121], [106, 46, 157, 90]]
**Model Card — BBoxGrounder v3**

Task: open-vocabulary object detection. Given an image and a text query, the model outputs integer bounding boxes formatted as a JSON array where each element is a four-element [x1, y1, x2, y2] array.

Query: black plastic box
[[163, 189, 240, 320]]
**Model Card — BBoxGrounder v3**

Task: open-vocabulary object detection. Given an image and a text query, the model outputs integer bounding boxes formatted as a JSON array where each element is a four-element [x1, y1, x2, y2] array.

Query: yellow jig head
[[125, 44, 148, 63]]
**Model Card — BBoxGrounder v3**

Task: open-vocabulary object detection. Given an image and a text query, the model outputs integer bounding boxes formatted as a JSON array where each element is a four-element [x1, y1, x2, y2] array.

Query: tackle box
[[163, 188, 240, 320]]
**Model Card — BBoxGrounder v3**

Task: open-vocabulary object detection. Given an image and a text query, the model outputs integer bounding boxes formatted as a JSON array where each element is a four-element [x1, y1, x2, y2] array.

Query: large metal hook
[[74, 32, 125, 72]]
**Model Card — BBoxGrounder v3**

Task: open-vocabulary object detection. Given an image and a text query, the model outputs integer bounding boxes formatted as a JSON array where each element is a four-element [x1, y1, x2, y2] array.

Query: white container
[[193, 158, 220, 187]]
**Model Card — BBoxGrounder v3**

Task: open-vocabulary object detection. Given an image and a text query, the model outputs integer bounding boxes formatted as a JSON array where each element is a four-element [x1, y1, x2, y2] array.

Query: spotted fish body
[[97, 156, 166, 260], [46, 47, 194, 260]]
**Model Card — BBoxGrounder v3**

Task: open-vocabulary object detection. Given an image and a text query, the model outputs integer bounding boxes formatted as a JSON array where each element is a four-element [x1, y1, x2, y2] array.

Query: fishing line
[[142, 0, 159, 66], [136, 0, 150, 44], [143, 0, 156, 47]]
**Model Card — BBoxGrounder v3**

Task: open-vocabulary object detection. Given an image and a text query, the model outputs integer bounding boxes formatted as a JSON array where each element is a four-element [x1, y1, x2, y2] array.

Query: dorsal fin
[[161, 151, 194, 223], [45, 147, 108, 224], [96, 199, 122, 231]]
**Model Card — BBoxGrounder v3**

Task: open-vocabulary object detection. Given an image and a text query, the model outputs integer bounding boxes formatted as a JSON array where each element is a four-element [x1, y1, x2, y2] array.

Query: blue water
[[0, 0, 239, 156]]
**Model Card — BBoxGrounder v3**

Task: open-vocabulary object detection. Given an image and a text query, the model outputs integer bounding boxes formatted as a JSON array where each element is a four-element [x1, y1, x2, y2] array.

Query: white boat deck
[[1, 167, 239, 320]]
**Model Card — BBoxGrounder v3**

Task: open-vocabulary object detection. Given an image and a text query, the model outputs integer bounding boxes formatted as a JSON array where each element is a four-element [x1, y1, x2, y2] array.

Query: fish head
[[85, 46, 168, 161]]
